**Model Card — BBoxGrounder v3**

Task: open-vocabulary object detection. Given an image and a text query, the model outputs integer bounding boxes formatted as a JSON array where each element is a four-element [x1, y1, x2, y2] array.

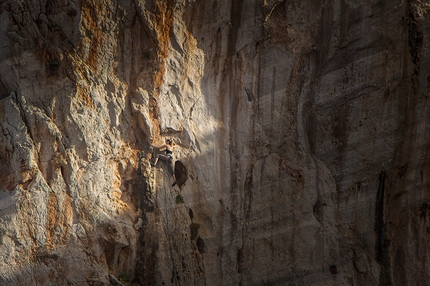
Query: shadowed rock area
[[0, 0, 430, 285], [174, 160, 188, 188]]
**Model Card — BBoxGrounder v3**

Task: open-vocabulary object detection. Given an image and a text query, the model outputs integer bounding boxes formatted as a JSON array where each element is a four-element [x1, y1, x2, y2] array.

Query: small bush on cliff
[[176, 194, 184, 204], [48, 59, 59, 69], [118, 273, 128, 283]]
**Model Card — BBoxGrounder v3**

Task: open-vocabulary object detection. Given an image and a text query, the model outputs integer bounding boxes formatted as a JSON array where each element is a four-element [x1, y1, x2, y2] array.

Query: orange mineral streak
[[67, 52, 95, 108], [150, 1, 174, 144], [46, 191, 73, 249], [76, 84, 94, 109], [153, 1, 173, 91], [62, 194, 74, 232], [81, 4, 106, 74]]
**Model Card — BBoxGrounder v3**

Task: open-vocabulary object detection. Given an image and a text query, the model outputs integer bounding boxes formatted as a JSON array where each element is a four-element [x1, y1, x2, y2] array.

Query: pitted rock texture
[[0, 0, 430, 285]]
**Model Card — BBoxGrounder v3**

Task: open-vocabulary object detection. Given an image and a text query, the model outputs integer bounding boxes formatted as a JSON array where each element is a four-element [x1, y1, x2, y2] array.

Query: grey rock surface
[[0, 0, 429, 285]]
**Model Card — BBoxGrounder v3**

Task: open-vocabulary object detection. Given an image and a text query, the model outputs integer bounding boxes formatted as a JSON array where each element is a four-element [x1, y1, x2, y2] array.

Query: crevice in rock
[[227, 0, 244, 58], [133, 154, 156, 285], [0, 81, 8, 99], [135, 154, 154, 213], [244, 86, 254, 102], [237, 247, 244, 274], [188, 208, 194, 220], [304, 100, 317, 155], [374, 170, 391, 285], [244, 165, 254, 220], [312, 200, 325, 224], [330, 265, 338, 275], [196, 237, 205, 253], [407, 2, 424, 75]]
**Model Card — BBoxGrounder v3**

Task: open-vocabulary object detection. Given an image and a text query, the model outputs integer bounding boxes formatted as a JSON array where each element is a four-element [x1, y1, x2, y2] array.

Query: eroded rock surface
[[0, 0, 429, 285]]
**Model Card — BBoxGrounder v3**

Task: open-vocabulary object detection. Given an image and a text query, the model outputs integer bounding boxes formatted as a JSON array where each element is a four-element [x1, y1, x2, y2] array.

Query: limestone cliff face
[[1, 0, 430, 285]]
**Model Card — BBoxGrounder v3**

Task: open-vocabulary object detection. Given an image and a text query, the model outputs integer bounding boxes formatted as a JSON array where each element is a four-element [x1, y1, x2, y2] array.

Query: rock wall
[[0, 0, 429, 285]]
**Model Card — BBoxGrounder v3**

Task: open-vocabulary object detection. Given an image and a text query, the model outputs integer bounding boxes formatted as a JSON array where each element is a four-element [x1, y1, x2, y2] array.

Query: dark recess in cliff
[[133, 154, 156, 285], [374, 170, 391, 286], [407, 2, 423, 75]]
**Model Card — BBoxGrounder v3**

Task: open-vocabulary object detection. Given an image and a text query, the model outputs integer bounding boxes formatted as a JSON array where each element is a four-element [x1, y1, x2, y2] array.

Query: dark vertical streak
[[256, 46, 262, 121], [407, 3, 423, 75], [133, 153, 156, 286], [271, 66, 276, 126], [374, 170, 392, 285], [227, 0, 243, 58]]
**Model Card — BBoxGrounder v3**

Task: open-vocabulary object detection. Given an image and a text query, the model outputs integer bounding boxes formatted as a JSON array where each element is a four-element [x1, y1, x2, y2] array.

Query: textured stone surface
[[0, 0, 430, 285]]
